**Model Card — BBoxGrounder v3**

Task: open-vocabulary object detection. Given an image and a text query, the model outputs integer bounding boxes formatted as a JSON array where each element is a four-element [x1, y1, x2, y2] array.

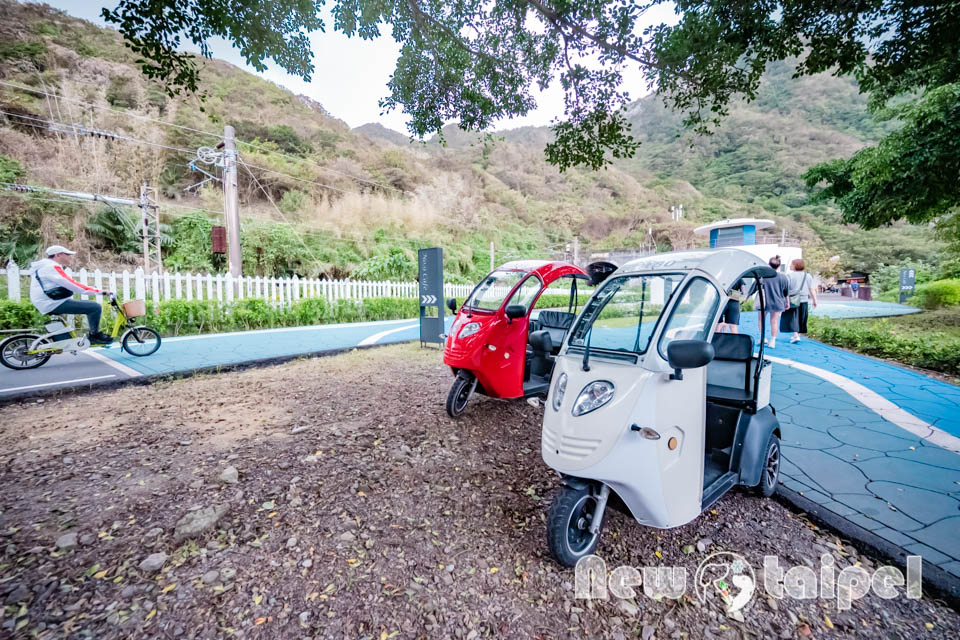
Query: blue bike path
[[734, 306, 960, 584], [92, 318, 438, 375]]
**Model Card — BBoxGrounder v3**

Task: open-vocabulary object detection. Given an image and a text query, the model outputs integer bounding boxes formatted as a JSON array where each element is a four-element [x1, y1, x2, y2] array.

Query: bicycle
[[0, 294, 161, 370]]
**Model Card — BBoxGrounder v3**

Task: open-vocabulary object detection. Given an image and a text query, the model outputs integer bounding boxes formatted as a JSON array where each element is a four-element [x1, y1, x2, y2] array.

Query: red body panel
[[443, 261, 587, 399]]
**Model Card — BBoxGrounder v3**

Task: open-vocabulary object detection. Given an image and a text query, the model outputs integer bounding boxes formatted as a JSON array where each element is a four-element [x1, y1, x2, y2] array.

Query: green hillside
[[0, 1, 947, 286]]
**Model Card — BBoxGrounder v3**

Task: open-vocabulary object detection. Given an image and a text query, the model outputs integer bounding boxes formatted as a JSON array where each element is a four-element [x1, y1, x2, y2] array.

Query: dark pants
[[53, 298, 102, 333], [780, 302, 810, 334], [797, 302, 809, 333]]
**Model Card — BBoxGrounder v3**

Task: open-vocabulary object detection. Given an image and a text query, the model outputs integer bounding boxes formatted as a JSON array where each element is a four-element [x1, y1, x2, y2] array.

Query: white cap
[[45, 245, 76, 256]]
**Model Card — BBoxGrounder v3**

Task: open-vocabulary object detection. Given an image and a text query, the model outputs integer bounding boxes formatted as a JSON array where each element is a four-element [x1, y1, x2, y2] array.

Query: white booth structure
[[693, 218, 801, 271]]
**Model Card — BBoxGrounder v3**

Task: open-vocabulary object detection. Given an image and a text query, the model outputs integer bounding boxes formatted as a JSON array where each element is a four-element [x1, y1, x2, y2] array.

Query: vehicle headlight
[[458, 322, 481, 338], [572, 381, 615, 416], [552, 373, 567, 411]]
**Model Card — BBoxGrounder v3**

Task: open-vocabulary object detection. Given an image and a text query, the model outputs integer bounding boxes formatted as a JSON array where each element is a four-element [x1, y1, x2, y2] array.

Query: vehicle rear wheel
[[0, 334, 53, 370], [122, 327, 161, 357], [547, 485, 603, 567], [445, 372, 476, 418], [756, 433, 781, 498]]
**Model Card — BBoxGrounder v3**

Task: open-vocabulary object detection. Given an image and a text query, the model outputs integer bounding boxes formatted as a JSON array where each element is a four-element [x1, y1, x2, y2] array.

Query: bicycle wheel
[[121, 327, 161, 356], [0, 334, 53, 370]]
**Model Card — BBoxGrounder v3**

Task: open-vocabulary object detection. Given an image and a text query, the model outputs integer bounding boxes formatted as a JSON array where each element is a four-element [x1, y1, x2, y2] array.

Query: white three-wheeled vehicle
[[539, 249, 782, 566]]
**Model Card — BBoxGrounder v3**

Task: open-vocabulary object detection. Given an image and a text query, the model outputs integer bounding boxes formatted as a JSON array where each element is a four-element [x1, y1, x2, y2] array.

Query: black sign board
[[899, 268, 916, 304], [418, 248, 444, 345]]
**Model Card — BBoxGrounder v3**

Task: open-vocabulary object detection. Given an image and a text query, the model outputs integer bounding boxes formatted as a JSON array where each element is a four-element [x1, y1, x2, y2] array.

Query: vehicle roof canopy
[[497, 260, 588, 281], [617, 249, 776, 291]]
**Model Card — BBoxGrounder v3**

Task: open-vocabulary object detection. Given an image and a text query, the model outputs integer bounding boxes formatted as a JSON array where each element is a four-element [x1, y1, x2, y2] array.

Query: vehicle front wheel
[[445, 372, 476, 418], [0, 334, 52, 370], [756, 433, 781, 498], [122, 327, 162, 357], [547, 485, 604, 567]]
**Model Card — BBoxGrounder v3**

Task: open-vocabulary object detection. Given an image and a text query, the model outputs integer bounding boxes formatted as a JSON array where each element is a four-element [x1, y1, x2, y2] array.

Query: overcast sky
[[45, 1, 678, 134]]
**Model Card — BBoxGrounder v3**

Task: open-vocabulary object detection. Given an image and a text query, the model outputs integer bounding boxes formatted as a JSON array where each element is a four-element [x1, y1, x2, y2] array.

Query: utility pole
[[572, 236, 579, 266], [223, 125, 242, 277], [490, 241, 495, 271], [1, 182, 161, 272], [138, 183, 162, 274], [140, 183, 150, 274]]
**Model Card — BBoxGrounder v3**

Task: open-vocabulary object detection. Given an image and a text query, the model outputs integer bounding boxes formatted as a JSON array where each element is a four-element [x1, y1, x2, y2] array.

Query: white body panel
[[542, 354, 707, 529], [541, 249, 779, 530]]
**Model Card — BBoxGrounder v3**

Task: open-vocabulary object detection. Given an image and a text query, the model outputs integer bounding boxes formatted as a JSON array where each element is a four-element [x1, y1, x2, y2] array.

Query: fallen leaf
[[255, 617, 266, 625], [825, 615, 834, 629], [161, 583, 176, 594]]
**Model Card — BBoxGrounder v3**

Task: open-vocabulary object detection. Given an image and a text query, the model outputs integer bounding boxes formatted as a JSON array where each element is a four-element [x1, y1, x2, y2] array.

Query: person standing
[[716, 278, 746, 334], [757, 255, 790, 348], [783, 259, 818, 343], [29, 245, 115, 344]]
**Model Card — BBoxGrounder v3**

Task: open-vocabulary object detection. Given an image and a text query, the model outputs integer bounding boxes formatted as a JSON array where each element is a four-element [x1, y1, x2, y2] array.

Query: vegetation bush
[[0, 295, 420, 336], [913, 279, 960, 310], [105, 75, 138, 108], [0, 39, 46, 64], [808, 316, 960, 376], [0, 300, 44, 330]]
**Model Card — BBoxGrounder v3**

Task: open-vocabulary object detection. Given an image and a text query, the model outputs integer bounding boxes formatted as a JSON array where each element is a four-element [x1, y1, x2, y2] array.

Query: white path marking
[[154, 318, 416, 344], [0, 374, 115, 393], [768, 355, 960, 453], [357, 323, 419, 346], [85, 350, 143, 378]]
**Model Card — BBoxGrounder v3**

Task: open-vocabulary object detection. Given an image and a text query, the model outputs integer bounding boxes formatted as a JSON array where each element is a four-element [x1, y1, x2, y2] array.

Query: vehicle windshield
[[568, 273, 687, 355], [463, 269, 530, 311]]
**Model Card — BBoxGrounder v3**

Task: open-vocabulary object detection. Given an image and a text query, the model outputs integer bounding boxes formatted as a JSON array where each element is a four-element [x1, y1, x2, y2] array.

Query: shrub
[[0, 40, 46, 64], [914, 279, 960, 309], [1, 295, 423, 338], [361, 297, 418, 321], [105, 75, 138, 109], [807, 317, 960, 376], [0, 300, 45, 331]]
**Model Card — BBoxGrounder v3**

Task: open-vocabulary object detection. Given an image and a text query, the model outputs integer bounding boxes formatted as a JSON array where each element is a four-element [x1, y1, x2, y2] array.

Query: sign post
[[418, 248, 444, 346], [899, 268, 916, 304]]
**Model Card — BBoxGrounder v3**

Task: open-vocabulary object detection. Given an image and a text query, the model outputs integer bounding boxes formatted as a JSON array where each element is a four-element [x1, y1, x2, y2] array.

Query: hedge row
[[0, 297, 420, 337], [913, 279, 960, 310], [807, 317, 960, 376]]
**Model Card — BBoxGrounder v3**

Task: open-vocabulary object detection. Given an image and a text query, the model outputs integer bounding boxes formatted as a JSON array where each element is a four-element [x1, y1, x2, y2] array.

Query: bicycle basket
[[122, 299, 147, 318]]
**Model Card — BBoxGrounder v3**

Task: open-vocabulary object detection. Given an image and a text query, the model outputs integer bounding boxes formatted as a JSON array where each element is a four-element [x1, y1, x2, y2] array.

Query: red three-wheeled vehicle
[[442, 260, 614, 417]]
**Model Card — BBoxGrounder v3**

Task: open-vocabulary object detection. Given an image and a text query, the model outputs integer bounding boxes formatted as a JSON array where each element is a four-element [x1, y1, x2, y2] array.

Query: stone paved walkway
[[736, 309, 960, 583]]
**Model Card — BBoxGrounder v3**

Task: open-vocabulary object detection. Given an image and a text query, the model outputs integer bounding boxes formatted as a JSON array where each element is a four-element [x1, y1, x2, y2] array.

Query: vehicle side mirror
[[446, 297, 457, 313], [504, 304, 526, 322], [666, 340, 715, 381]]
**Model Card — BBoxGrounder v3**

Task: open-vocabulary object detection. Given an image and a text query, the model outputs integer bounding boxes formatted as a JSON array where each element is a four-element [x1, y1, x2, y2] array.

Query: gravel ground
[[0, 343, 957, 639]]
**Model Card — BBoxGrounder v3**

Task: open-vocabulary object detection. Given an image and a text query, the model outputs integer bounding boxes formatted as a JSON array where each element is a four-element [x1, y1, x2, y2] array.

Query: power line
[[237, 157, 361, 196], [0, 79, 222, 140], [1, 80, 410, 195], [0, 109, 198, 157], [0, 183, 221, 219], [237, 140, 409, 195]]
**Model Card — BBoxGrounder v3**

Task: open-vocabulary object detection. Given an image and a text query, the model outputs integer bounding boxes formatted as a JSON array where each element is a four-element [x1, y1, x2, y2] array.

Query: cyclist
[[29, 245, 115, 345]]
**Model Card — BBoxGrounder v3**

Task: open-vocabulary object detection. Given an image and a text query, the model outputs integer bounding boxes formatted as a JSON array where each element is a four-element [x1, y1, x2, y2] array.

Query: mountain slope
[[0, 0, 943, 283]]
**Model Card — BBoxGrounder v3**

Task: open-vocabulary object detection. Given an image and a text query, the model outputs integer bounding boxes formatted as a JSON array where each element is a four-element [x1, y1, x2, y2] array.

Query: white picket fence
[[1, 262, 473, 306]]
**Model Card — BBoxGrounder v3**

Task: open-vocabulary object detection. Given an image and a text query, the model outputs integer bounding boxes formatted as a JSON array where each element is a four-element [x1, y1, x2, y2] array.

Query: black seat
[[706, 333, 755, 410], [528, 330, 554, 379], [537, 310, 575, 351]]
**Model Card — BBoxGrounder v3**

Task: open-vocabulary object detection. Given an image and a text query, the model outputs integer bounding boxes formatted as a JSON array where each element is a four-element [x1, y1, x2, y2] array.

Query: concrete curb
[[776, 486, 960, 608], [0, 341, 413, 406]]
